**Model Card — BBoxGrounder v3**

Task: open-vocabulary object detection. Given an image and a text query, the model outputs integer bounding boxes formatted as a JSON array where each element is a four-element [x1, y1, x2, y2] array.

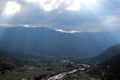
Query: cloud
[[0, 0, 120, 32], [0, 1, 6, 13], [55, 29, 79, 33], [20, 0, 81, 12], [102, 15, 120, 27]]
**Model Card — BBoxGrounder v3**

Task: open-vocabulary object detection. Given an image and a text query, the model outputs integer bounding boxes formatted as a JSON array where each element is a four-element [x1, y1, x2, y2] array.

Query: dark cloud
[[0, 0, 120, 32]]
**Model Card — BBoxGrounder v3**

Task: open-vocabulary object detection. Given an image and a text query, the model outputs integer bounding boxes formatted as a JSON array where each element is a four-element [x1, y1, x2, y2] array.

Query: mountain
[[86, 45, 120, 80], [98, 54, 120, 80], [101, 54, 120, 67], [0, 27, 119, 58], [88, 52, 120, 80], [93, 44, 120, 63]]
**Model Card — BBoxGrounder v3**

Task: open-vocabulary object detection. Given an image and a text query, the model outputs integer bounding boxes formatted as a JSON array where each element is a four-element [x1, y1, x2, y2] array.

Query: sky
[[0, 0, 120, 32]]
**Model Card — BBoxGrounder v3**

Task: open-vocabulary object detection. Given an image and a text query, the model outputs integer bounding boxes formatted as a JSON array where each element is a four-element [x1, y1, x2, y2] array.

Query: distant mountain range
[[0, 27, 119, 58]]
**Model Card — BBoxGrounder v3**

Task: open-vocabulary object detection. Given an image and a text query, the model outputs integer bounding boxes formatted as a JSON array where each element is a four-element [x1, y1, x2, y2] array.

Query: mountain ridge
[[92, 44, 120, 63], [0, 27, 119, 58]]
